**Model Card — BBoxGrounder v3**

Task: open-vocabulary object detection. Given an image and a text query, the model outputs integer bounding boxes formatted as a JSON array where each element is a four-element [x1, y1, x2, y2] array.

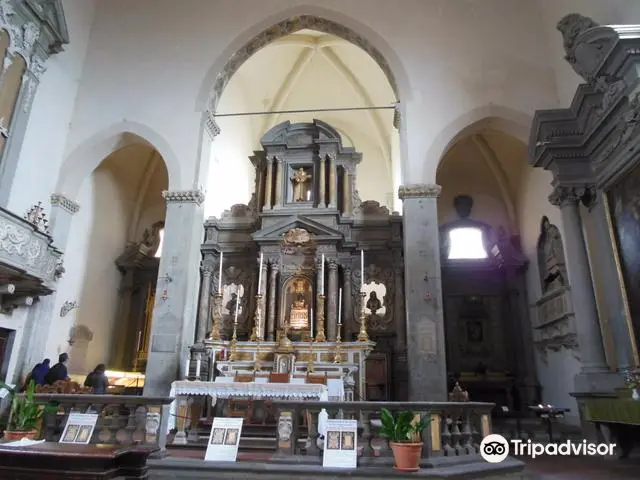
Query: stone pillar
[[260, 256, 269, 337], [329, 155, 337, 209], [589, 194, 637, 371], [548, 186, 609, 378], [49, 194, 81, 247], [196, 254, 215, 343], [144, 189, 205, 396], [398, 184, 447, 401], [343, 266, 353, 341], [393, 261, 406, 349], [274, 156, 283, 208], [327, 259, 339, 341], [264, 157, 273, 210], [267, 262, 279, 341], [319, 155, 326, 208], [343, 169, 352, 215], [112, 269, 135, 369]]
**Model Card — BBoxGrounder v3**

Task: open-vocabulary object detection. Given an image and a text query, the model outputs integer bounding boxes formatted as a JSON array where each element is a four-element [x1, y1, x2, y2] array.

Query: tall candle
[[234, 293, 240, 325], [136, 330, 142, 352], [360, 250, 365, 291], [184, 356, 190, 378], [310, 308, 314, 338], [321, 254, 325, 295], [338, 288, 342, 325], [257, 252, 264, 294], [195, 358, 201, 379], [218, 252, 224, 294]]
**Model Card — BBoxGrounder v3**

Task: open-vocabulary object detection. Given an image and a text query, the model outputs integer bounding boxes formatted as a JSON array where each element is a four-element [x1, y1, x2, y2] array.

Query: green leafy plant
[[379, 408, 427, 443], [0, 380, 52, 432]]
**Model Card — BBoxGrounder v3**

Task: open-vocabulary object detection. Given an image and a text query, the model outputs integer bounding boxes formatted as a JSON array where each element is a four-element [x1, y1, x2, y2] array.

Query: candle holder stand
[[357, 291, 370, 342], [229, 322, 238, 361], [250, 294, 264, 341], [254, 340, 263, 371], [307, 340, 315, 373], [333, 328, 343, 364], [208, 293, 223, 341], [315, 294, 327, 342]]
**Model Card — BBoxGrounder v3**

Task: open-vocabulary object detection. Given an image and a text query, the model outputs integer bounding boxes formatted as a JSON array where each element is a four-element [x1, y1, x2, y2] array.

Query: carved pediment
[[252, 215, 343, 243], [24, 0, 70, 53]]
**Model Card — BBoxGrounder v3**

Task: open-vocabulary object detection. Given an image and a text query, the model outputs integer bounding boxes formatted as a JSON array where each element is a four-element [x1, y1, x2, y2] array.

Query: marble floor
[[522, 455, 640, 479]]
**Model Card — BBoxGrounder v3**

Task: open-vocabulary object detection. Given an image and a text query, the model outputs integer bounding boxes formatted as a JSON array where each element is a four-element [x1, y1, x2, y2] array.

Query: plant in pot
[[0, 380, 47, 441], [379, 408, 427, 472]]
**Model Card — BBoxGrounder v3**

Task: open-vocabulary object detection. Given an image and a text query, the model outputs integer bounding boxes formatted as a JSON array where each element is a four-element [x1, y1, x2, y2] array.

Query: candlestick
[[360, 250, 364, 291], [310, 307, 314, 339], [208, 293, 223, 341], [357, 291, 370, 342], [250, 293, 264, 341], [321, 254, 325, 295], [234, 292, 240, 325], [218, 252, 224, 294], [136, 330, 142, 352], [184, 354, 190, 378], [334, 324, 343, 364], [338, 288, 342, 324], [307, 339, 315, 373], [195, 356, 201, 379], [315, 294, 326, 342], [229, 321, 238, 361], [254, 340, 263, 371], [257, 252, 264, 293]]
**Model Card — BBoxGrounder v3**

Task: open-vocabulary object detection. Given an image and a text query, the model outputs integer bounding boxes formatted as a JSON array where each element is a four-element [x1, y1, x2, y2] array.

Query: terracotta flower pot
[[3, 429, 38, 441], [390, 441, 423, 472]]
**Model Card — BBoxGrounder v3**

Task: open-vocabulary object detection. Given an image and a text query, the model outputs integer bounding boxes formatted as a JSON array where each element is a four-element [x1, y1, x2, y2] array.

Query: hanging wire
[[213, 104, 398, 118]]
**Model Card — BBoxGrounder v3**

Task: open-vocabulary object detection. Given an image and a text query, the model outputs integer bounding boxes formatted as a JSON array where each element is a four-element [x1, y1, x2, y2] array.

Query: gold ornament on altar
[[288, 278, 309, 330], [208, 293, 223, 341], [276, 323, 294, 353], [283, 227, 312, 246], [250, 293, 264, 341], [357, 291, 370, 342]]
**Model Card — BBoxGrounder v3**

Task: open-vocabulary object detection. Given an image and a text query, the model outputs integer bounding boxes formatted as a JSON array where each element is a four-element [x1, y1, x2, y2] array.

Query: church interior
[[0, 0, 640, 477]]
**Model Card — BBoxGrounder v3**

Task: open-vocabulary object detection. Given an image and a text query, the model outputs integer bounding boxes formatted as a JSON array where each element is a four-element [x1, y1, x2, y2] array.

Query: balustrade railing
[[272, 400, 494, 466], [33, 394, 173, 456]]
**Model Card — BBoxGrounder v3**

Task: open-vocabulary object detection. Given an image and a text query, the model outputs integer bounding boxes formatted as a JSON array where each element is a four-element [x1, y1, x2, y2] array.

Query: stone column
[[327, 259, 339, 341], [342, 169, 352, 215], [548, 186, 609, 378], [398, 184, 447, 401], [343, 266, 353, 341], [264, 157, 273, 210], [393, 261, 406, 349], [319, 155, 326, 208], [196, 254, 215, 343], [144, 189, 205, 396], [274, 156, 284, 208], [589, 194, 637, 371], [329, 155, 337, 209], [267, 262, 279, 341], [260, 257, 269, 337]]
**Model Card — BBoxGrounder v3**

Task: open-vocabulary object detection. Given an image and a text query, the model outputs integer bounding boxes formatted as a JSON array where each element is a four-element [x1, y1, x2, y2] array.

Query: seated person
[[84, 364, 109, 394], [30, 358, 50, 386], [45, 353, 70, 385]]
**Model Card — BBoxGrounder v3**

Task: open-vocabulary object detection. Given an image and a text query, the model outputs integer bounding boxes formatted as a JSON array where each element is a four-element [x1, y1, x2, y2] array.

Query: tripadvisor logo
[[480, 434, 509, 463]]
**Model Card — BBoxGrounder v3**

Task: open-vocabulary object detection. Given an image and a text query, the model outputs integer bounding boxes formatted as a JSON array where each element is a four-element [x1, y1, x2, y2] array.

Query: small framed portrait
[[326, 430, 340, 450], [75, 425, 93, 443], [62, 425, 79, 443], [210, 428, 225, 445], [340, 432, 355, 450], [224, 428, 239, 446]]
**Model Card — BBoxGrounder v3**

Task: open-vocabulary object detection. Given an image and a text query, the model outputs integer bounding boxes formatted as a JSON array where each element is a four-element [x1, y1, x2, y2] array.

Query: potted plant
[[0, 380, 47, 441], [379, 408, 426, 472]]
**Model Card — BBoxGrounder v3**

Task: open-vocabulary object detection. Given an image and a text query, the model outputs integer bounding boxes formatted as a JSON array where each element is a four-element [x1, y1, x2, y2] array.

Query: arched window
[[154, 228, 165, 258], [447, 227, 487, 260]]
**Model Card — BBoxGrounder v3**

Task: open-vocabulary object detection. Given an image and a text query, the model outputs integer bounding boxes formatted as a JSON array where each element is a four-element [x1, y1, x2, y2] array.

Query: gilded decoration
[[398, 184, 441, 200]]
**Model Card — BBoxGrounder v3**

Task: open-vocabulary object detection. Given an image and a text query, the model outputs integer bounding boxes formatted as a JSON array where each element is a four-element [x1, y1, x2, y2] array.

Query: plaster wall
[[6, 0, 97, 215]]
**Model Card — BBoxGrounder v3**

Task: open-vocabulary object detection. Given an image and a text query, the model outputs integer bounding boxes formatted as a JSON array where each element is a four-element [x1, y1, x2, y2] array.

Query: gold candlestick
[[229, 321, 238, 361], [250, 293, 264, 341], [254, 340, 263, 371], [334, 326, 343, 364], [357, 291, 369, 342], [307, 340, 315, 373], [208, 293, 223, 341], [315, 294, 327, 342]]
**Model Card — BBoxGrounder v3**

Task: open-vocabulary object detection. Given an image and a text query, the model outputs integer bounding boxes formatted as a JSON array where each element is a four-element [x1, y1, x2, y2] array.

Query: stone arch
[[56, 121, 181, 199], [196, 6, 411, 112]]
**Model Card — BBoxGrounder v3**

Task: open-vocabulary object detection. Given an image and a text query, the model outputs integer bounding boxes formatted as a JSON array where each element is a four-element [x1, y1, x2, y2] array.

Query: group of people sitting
[[27, 353, 110, 394]]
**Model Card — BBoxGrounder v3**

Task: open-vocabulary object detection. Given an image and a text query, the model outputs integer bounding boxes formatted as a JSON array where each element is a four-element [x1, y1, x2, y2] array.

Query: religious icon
[[76, 425, 93, 443], [224, 428, 239, 445], [288, 278, 310, 330], [326, 430, 340, 449], [340, 432, 355, 450], [225, 293, 238, 317], [210, 427, 225, 445], [366, 291, 382, 316], [466, 320, 483, 343], [291, 167, 312, 202], [62, 424, 79, 442]]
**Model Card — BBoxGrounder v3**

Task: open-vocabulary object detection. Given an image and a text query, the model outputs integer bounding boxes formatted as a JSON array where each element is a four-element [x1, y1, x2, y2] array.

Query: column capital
[[201, 254, 215, 274], [398, 183, 441, 200], [548, 185, 590, 208], [327, 258, 339, 270], [162, 189, 205, 205], [50, 193, 80, 214]]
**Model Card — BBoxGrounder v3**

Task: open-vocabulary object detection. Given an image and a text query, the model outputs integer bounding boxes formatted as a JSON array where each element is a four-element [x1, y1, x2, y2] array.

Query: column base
[[318, 203, 326, 208], [574, 371, 623, 393], [328, 203, 337, 209], [263, 205, 272, 211]]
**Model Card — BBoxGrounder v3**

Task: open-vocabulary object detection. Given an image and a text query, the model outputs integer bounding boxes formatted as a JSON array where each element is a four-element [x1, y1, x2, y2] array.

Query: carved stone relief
[[536, 216, 568, 294], [352, 263, 395, 332]]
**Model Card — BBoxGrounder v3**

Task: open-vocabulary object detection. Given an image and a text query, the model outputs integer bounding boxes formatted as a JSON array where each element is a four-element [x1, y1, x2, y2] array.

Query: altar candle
[[234, 293, 240, 324], [321, 254, 325, 295], [184, 356, 190, 378], [195, 357, 201, 379], [310, 308, 314, 338], [218, 252, 224, 294], [257, 252, 264, 294], [338, 288, 342, 325], [136, 330, 142, 352], [360, 250, 365, 291]]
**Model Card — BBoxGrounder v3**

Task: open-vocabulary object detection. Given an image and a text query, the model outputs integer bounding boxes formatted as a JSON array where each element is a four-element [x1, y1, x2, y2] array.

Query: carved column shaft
[[394, 262, 406, 349], [274, 158, 283, 208], [196, 257, 214, 343], [343, 267, 353, 341], [319, 157, 326, 208], [549, 186, 608, 374], [264, 158, 273, 210], [327, 260, 339, 341], [329, 157, 337, 208], [343, 170, 352, 215], [260, 258, 269, 337], [267, 262, 279, 341]]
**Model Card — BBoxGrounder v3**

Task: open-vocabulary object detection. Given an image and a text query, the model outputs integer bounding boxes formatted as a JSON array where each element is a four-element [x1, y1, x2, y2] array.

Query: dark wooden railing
[[33, 394, 173, 455]]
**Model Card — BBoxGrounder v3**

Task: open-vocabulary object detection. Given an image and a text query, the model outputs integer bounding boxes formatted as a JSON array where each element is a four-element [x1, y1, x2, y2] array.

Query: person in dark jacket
[[45, 353, 69, 385], [30, 358, 50, 385], [84, 364, 109, 394]]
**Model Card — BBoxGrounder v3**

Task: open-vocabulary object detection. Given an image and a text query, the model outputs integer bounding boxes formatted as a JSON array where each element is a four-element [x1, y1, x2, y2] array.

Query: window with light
[[154, 228, 165, 258], [447, 227, 487, 259]]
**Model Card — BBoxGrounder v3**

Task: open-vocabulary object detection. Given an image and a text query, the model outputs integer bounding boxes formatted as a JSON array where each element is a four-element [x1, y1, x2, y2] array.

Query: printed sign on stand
[[205, 417, 244, 462], [59, 412, 99, 444], [322, 419, 358, 468]]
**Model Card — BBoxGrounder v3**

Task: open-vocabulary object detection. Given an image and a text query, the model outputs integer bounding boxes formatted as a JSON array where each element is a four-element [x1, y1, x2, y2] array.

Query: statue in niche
[[366, 291, 382, 316], [537, 216, 567, 293], [288, 278, 309, 329], [362, 281, 387, 318], [137, 221, 164, 257], [223, 284, 244, 316], [225, 293, 238, 317], [291, 167, 312, 202]]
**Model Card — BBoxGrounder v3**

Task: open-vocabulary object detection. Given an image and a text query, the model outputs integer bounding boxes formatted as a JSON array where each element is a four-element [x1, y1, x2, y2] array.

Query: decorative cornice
[[162, 189, 205, 205], [50, 193, 79, 214], [204, 110, 220, 139], [398, 183, 441, 200], [548, 185, 588, 208]]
